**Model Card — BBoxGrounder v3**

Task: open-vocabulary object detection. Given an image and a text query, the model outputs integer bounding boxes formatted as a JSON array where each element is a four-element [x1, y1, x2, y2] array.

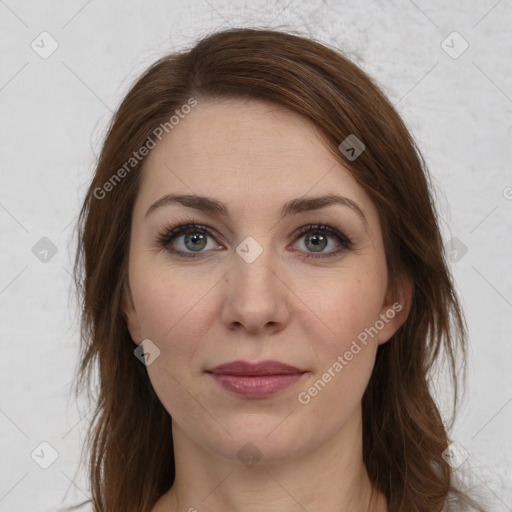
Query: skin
[[122, 98, 412, 512]]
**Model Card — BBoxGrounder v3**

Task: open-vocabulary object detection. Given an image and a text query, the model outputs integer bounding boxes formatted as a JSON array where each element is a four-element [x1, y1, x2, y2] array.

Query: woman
[[68, 27, 486, 512]]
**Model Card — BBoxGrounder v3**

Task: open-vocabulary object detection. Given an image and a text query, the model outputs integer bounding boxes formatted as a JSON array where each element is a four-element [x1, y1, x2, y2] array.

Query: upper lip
[[207, 360, 305, 376]]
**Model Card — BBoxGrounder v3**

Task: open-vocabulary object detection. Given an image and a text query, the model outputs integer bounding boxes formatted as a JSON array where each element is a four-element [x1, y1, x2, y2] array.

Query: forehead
[[134, 99, 379, 232]]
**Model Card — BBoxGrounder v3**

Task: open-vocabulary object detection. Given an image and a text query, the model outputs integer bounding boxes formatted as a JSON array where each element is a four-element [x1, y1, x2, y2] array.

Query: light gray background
[[0, 1, 511, 511]]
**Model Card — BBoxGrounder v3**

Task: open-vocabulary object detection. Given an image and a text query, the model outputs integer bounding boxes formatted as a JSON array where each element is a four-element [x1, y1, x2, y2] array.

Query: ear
[[121, 280, 144, 346], [376, 272, 413, 346]]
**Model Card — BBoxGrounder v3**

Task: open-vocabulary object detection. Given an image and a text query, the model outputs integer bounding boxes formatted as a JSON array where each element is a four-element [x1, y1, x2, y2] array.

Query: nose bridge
[[221, 235, 289, 332], [232, 236, 279, 290]]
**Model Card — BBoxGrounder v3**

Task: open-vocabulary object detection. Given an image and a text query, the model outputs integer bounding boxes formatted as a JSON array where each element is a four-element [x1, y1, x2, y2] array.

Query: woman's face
[[123, 98, 411, 464]]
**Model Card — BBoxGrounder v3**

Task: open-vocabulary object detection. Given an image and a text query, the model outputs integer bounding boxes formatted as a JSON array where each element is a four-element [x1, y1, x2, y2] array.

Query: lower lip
[[209, 373, 305, 397]]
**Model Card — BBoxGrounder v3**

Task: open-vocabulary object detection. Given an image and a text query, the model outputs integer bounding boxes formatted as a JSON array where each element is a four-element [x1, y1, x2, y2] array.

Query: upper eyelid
[[144, 194, 369, 237], [164, 221, 344, 237], [159, 222, 351, 249]]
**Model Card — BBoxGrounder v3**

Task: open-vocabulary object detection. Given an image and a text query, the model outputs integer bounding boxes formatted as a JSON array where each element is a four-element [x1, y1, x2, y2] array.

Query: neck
[[162, 406, 386, 512]]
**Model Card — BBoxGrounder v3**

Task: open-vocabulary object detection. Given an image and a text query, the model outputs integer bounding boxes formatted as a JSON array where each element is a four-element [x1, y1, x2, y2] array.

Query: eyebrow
[[145, 192, 368, 230]]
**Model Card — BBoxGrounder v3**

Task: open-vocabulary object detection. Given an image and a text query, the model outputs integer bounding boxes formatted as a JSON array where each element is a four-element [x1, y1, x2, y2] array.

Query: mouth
[[205, 360, 307, 397]]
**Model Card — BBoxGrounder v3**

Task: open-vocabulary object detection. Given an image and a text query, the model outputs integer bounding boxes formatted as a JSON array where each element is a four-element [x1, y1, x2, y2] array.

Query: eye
[[291, 224, 352, 259], [154, 221, 352, 259], [154, 221, 222, 258]]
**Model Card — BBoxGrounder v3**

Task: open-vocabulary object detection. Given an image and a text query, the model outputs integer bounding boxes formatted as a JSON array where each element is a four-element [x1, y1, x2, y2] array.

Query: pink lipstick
[[206, 360, 306, 397]]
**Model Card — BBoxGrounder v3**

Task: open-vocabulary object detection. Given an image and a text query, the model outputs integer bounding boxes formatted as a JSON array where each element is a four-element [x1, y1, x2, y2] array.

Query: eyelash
[[154, 218, 353, 259]]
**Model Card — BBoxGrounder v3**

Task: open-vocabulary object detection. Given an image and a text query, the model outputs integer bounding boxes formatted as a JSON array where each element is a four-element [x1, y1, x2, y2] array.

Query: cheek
[[129, 267, 216, 422], [297, 277, 382, 419], [129, 255, 217, 343], [129, 260, 222, 404], [307, 271, 386, 353]]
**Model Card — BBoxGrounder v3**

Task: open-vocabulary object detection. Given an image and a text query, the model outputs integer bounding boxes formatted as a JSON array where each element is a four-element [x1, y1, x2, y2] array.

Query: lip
[[207, 360, 305, 376], [206, 360, 307, 398]]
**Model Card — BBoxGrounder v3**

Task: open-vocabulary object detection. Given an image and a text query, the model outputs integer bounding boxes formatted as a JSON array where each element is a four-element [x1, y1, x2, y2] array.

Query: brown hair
[[69, 27, 485, 512]]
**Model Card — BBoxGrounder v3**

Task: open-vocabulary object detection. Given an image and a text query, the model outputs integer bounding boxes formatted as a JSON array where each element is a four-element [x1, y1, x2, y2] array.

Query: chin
[[201, 423, 313, 466]]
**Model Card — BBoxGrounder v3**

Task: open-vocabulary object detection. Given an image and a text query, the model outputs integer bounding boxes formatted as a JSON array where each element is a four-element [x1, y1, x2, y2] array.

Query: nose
[[220, 246, 290, 335]]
